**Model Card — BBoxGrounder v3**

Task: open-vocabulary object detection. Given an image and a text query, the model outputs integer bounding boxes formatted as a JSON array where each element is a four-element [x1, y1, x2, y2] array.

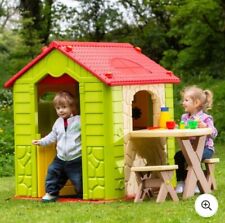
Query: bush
[[0, 89, 14, 177], [0, 88, 13, 109]]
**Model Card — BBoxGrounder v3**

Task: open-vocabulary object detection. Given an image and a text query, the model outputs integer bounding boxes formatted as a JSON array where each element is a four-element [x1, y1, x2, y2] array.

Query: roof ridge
[[49, 41, 133, 48]]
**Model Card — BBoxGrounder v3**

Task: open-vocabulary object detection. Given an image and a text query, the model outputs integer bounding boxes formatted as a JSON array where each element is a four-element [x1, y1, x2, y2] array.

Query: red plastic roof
[[4, 41, 180, 88]]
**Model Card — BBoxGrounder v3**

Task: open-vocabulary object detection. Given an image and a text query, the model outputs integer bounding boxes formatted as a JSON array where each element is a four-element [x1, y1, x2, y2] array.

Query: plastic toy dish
[[188, 120, 198, 129], [166, 121, 176, 129]]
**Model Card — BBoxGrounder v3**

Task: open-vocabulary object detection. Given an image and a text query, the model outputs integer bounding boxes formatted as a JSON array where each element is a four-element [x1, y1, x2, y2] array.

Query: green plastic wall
[[80, 83, 124, 199], [13, 49, 124, 199], [165, 84, 176, 165]]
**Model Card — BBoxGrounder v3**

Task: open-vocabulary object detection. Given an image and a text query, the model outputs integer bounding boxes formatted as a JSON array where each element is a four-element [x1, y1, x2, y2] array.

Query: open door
[[131, 90, 166, 165], [36, 74, 80, 197], [132, 90, 153, 130]]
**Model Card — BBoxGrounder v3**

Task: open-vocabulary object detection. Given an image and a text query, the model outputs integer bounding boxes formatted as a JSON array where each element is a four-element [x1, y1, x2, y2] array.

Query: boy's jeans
[[45, 156, 82, 197]]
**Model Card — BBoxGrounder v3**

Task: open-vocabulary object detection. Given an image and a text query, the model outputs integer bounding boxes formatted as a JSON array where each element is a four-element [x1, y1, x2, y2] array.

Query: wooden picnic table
[[128, 128, 213, 199]]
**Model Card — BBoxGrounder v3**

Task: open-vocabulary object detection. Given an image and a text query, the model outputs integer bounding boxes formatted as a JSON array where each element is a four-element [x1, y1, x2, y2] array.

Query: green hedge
[[0, 89, 14, 177]]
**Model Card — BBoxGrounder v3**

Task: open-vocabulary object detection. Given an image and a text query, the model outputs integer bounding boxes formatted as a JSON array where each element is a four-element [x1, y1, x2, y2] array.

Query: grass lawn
[[0, 144, 225, 223]]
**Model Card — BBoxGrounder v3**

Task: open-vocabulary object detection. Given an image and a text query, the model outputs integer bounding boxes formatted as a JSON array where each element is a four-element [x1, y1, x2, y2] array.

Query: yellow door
[[37, 97, 76, 197], [37, 143, 75, 197]]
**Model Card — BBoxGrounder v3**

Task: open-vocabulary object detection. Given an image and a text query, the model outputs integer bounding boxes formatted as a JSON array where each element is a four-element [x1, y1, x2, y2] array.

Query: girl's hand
[[32, 140, 41, 145], [197, 120, 207, 128]]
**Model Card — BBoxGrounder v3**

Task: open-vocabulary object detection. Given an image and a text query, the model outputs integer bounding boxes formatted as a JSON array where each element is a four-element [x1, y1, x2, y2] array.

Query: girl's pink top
[[181, 110, 217, 151]]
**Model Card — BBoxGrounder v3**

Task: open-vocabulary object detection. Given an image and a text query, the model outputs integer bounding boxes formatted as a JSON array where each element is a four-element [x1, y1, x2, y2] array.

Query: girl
[[174, 86, 217, 193], [32, 91, 82, 202]]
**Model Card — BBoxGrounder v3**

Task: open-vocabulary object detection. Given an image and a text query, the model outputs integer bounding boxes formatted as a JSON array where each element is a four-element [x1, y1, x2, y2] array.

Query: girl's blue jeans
[[174, 147, 213, 181], [45, 156, 82, 197]]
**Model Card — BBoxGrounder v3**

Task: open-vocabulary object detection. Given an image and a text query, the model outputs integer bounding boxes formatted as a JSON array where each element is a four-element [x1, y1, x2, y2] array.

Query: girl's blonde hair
[[181, 85, 213, 112], [53, 91, 78, 115]]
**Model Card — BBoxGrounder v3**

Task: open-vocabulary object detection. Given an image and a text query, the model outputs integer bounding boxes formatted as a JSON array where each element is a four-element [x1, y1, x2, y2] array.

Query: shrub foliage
[[0, 89, 14, 177]]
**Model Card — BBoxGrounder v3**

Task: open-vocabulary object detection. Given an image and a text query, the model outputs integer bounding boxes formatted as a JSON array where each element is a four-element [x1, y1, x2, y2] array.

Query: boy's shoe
[[42, 193, 58, 202], [175, 181, 184, 193]]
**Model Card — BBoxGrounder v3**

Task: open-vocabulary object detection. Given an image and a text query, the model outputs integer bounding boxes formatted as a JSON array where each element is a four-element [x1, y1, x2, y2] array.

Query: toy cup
[[188, 120, 198, 129], [166, 121, 176, 129]]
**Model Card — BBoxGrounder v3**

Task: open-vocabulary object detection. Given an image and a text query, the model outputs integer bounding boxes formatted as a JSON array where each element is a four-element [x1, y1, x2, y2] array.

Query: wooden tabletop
[[129, 128, 212, 138]]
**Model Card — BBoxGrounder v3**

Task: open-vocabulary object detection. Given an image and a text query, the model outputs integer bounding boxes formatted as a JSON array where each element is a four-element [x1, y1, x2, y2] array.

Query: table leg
[[178, 138, 211, 198], [183, 168, 197, 198], [183, 136, 207, 197], [194, 136, 207, 160], [182, 136, 204, 198]]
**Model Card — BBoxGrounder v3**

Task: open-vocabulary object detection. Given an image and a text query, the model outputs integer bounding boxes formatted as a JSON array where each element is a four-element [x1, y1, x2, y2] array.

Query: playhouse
[[4, 41, 180, 200]]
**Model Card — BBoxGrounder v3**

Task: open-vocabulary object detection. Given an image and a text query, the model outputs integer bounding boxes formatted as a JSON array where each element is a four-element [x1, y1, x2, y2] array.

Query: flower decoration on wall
[[132, 106, 142, 120]]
